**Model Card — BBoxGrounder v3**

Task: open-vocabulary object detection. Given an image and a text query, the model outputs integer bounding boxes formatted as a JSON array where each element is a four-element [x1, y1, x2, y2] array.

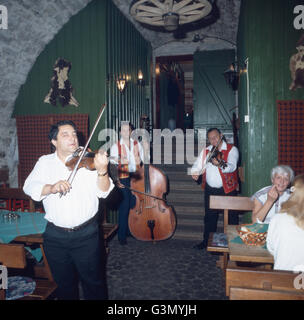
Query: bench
[[226, 262, 304, 299], [229, 287, 304, 300], [207, 195, 254, 269], [0, 243, 57, 300]]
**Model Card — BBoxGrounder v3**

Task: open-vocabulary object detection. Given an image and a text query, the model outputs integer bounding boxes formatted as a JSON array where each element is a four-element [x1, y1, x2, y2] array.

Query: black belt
[[48, 214, 98, 232]]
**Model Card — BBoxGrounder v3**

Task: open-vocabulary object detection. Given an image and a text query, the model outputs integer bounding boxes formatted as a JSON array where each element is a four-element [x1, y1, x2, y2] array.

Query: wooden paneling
[[106, 1, 152, 134], [193, 50, 236, 133], [237, 0, 304, 196]]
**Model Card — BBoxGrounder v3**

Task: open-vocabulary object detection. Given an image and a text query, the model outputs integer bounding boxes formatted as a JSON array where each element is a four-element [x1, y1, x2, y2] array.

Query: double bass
[[128, 161, 177, 242]]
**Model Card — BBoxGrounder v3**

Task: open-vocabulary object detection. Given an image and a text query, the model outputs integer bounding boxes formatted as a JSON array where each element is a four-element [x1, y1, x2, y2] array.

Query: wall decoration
[[44, 58, 79, 107], [289, 34, 304, 91]]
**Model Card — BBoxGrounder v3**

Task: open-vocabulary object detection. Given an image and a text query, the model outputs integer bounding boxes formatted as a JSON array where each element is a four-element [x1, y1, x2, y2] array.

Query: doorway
[[155, 55, 193, 131]]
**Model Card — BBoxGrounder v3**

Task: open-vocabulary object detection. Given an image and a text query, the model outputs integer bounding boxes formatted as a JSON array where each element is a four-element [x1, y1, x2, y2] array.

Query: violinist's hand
[[211, 158, 220, 167], [267, 185, 279, 203], [50, 180, 71, 195], [192, 172, 199, 181], [94, 149, 109, 174]]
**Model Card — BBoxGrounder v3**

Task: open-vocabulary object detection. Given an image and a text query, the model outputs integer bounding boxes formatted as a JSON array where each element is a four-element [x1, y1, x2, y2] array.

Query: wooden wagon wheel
[[130, 0, 212, 30]]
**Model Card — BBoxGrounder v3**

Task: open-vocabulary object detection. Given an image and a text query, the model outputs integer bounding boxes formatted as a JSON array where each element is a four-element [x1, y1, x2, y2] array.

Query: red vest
[[202, 143, 239, 194]]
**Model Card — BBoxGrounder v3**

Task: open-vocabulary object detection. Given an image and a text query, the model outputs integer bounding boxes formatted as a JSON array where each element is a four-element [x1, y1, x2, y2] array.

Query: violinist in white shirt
[[23, 120, 114, 300], [191, 128, 239, 250]]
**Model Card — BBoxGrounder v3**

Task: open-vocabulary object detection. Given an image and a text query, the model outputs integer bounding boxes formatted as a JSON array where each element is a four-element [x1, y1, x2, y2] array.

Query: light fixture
[[130, 0, 212, 32], [192, 33, 236, 46], [116, 75, 126, 93], [223, 62, 247, 91], [137, 69, 145, 86]]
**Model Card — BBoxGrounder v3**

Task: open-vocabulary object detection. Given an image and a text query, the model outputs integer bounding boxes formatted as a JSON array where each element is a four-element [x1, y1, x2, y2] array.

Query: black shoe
[[193, 241, 207, 250]]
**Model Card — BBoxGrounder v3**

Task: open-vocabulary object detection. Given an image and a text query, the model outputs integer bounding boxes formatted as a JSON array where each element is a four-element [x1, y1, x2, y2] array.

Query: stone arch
[[0, 0, 93, 186]]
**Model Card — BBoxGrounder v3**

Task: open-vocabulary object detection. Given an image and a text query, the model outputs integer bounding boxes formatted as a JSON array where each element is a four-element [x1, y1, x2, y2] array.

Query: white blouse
[[267, 213, 304, 272]]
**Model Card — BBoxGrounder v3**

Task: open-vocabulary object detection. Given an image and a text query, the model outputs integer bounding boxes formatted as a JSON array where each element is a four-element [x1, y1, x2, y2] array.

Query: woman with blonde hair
[[267, 174, 304, 271]]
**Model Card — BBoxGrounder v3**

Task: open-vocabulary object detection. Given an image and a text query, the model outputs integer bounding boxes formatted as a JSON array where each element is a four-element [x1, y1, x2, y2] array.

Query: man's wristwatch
[[97, 171, 108, 177]]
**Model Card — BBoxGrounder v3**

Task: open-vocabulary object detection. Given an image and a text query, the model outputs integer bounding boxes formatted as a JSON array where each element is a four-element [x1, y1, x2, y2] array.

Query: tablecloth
[[0, 210, 47, 261]]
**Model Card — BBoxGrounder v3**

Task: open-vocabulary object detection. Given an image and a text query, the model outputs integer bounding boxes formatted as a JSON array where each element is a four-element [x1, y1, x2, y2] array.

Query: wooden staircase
[[152, 137, 205, 241]]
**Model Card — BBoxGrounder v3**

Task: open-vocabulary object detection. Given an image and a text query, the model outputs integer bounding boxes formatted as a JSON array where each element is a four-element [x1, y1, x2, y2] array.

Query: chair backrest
[[226, 264, 304, 297], [0, 243, 26, 269], [209, 195, 254, 232], [0, 188, 35, 212], [230, 286, 304, 300]]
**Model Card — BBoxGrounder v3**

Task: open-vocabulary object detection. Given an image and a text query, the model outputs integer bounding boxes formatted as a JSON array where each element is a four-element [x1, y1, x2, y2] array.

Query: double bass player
[[110, 121, 145, 245]]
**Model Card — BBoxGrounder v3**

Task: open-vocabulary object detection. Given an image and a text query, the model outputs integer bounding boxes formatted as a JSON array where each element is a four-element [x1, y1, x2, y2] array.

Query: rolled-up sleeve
[[96, 177, 115, 199], [23, 157, 48, 202], [221, 146, 239, 173]]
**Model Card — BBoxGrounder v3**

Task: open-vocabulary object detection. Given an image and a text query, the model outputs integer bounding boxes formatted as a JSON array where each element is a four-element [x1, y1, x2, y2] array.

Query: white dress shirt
[[267, 213, 304, 271], [23, 152, 114, 228], [110, 138, 144, 173], [191, 141, 239, 188]]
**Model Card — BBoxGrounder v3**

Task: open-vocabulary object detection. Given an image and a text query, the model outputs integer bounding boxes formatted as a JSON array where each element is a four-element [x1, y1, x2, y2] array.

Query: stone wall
[[0, 0, 92, 186]]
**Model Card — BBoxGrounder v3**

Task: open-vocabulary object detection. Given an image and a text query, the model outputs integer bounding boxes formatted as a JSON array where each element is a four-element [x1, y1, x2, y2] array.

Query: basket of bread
[[236, 223, 268, 246]]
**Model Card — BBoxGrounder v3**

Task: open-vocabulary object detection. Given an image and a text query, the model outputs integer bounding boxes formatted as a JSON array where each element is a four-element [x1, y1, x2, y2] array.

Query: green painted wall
[[106, 1, 152, 133], [13, 0, 152, 151], [237, 0, 304, 196], [14, 0, 107, 150], [193, 50, 236, 133]]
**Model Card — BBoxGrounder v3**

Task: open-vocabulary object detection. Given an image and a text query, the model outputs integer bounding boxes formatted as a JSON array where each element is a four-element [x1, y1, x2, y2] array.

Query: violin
[[59, 104, 106, 197], [208, 147, 228, 169]]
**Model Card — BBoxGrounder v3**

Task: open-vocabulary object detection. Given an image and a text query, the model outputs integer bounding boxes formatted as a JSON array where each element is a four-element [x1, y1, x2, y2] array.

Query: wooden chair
[[100, 204, 118, 254], [0, 243, 57, 300], [0, 188, 54, 281], [226, 263, 304, 299], [207, 196, 254, 269], [209, 195, 254, 233], [0, 188, 35, 212]]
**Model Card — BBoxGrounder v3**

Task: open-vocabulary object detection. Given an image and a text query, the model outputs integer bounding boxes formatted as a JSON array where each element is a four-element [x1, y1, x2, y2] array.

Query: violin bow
[[60, 103, 106, 197]]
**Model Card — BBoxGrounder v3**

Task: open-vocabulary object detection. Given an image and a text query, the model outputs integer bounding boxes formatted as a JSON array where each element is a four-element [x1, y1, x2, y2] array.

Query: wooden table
[[13, 233, 54, 281], [227, 225, 274, 264]]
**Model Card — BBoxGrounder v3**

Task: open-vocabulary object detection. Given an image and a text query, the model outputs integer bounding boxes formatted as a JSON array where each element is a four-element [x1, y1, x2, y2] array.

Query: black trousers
[[118, 178, 136, 242], [203, 184, 238, 244], [43, 218, 108, 300]]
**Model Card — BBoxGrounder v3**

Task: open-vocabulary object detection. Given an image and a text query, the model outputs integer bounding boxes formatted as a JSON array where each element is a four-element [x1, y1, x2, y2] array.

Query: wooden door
[[193, 50, 236, 134]]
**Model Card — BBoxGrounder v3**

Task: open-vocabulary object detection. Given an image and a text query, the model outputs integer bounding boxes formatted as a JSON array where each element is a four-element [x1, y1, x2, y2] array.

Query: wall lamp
[[223, 61, 247, 91], [116, 75, 126, 93], [115, 74, 131, 93], [137, 70, 145, 86]]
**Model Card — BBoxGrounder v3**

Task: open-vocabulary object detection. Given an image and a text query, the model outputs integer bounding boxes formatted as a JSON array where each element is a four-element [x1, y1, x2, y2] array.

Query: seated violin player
[[23, 120, 114, 300], [110, 121, 145, 245], [251, 165, 294, 224]]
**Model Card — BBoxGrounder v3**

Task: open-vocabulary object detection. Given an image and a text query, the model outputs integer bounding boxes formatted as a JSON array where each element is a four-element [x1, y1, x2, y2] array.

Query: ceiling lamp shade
[[130, 0, 212, 32]]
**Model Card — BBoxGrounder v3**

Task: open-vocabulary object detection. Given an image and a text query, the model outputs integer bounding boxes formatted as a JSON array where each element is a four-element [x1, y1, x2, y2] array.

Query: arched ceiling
[[112, 0, 241, 56]]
